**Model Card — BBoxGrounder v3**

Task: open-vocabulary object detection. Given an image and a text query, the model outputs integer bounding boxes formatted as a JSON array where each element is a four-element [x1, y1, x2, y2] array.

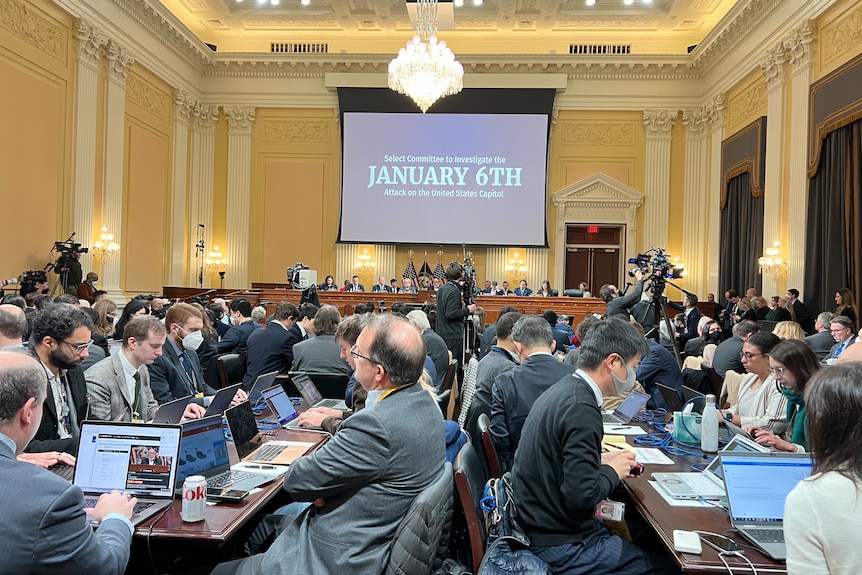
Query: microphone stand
[[194, 224, 205, 288]]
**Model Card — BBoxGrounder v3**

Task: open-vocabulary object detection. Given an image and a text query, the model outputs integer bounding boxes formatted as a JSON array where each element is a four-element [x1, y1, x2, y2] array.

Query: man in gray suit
[[86, 316, 202, 422], [804, 311, 835, 360], [0, 351, 136, 574], [292, 305, 351, 374], [213, 313, 446, 575]]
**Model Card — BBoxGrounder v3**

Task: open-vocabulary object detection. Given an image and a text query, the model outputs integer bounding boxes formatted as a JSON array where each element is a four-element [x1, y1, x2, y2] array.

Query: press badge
[[594, 499, 625, 522]]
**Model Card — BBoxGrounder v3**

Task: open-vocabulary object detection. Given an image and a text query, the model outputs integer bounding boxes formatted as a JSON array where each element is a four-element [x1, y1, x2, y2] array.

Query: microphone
[[198, 224, 205, 228]]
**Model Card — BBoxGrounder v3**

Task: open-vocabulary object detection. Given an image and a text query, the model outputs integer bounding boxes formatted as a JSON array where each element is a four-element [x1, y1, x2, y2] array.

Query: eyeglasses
[[350, 344, 382, 367], [768, 366, 787, 377], [740, 351, 764, 360], [61, 339, 93, 355], [830, 328, 849, 333]]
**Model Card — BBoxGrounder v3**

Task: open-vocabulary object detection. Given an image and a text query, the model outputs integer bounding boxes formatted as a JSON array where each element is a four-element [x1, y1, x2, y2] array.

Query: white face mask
[[610, 356, 637, 396], [181, 329, 204, 351]]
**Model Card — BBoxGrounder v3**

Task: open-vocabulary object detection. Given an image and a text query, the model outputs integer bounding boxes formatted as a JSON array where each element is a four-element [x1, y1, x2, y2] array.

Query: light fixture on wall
[[206, 245, 227, 289], [388, 0, 463, 113], [758, 241, 786, 278], [91, 226, 120, 260], [505, 251, 527, 285], [355, 248, 376, 274]]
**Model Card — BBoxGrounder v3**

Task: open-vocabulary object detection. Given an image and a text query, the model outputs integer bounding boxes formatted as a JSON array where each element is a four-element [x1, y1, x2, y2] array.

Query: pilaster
[[224, 105, 256, 289], [705, 95, 727, 294], [169, 90, 194, 286], [188, 103, 218, 287], [642, 110, 677, 252], [681, 107, 710, 299]]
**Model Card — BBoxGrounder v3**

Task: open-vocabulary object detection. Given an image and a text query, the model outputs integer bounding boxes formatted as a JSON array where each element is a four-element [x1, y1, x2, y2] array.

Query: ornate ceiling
[[155, 0, 740, 56]]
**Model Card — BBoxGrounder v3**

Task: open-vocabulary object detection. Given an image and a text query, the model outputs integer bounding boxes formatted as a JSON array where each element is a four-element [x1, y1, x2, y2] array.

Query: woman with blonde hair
[[773, 321, 805, 341], [92, 299, 117, 338]]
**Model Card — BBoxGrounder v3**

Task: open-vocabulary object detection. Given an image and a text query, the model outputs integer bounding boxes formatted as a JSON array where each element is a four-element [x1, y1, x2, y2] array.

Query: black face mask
[[709, 331, 722, 343]]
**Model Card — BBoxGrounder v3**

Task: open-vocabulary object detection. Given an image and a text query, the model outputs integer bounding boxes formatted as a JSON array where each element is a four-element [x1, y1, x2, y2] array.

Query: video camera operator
[[435, 261, 477, 361], [54, 246, 84, 296], [600, 268, 646, 320]]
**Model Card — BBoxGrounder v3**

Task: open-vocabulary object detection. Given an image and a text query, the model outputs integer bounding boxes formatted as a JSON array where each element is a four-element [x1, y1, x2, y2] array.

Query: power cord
[[691, 530, 758, 575], [147, 500, 175, 575]]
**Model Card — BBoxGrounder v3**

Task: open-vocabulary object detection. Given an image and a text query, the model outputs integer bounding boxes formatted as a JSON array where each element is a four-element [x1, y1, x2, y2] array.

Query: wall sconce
[[91, 226, 120, 260], [355, 248, 376, 274], [758, 241, 786, 278], [206, 245, 226, 288]]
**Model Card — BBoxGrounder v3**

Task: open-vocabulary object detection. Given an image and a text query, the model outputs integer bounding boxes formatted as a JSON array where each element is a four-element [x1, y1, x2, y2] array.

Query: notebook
[[652, 435, 769, 500], [203, 383, 242, 417], [601, 389, 650, 424], [152, 395, 192, 424], [175, 415, 286, 495], [224, 401, 315, 466], [292, 372, 348, 410], [74, 421, 182, 526], [720, 451, 813, 560], [247, 370, 280, 405]]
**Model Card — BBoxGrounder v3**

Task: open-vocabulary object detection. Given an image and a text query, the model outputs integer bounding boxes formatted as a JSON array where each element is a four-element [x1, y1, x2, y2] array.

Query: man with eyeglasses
[[825, 316, 857, 365], [24, 303, 93, 455]]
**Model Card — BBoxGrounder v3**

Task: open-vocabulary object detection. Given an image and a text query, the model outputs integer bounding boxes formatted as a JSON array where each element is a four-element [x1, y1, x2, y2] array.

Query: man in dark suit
[[435, 262, 477, 361], [148, 303, 222, 409], [600, 268, 646, 320], [347, 275, 365, 292], [787, 288, 814, 334], [478, 305, 519, 359], [804, 312, 836, 360], [292, 305, 351, 374], [406, 309, 449, 390], [499, 281, 513, 296], [514, 279, 533, 297], [25, 303, 92, 455], [371, 276, 391, 293], [825, 316, 857, 363], [217, 298, 258, 354], [243, 302, 299, 390], [668, 293, 702, 348], [489, 315, 578, 469], [711, 320, 761, 378], [0, 351, 137, 574]]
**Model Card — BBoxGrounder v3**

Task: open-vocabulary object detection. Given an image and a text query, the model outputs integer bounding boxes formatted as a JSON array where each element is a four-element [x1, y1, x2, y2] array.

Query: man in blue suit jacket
[[0, 351, 136, 575], [668, 293, 702, 348], [242, 302, 299, 389], [217, 298, 259, 354], [514, 279, 533, 297]]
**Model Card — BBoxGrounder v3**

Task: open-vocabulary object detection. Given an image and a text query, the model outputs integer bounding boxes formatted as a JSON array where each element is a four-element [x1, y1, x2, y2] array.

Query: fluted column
[[169, 91, 194, 286], [374, 245, 396, 282], [336, 244, 357, 287], [760, 41, 788, 297], [785, 22, 815, 294], [102, 40, 134, 301], [525, 248, 549, 290], [486, 248, 508, 286], [642, 110, 677, 251], [681, 108, 710, 299], [224, 106, 256, 289], [71, 20, 106, 272], [705, 96, 727, 293], [187, 103, 218, 288]]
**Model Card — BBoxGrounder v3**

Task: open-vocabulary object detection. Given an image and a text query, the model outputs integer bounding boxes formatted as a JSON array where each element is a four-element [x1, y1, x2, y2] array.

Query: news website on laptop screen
[[75, 422, 180, 498], [176, 416, 230, 486]]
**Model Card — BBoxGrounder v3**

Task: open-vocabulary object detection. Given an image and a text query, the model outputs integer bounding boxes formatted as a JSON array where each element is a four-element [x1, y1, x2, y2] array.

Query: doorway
[[565, 225, 623, 293]]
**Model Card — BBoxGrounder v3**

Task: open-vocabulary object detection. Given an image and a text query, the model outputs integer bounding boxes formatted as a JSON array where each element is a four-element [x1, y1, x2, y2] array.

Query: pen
[[602, 442, 626, 451], [245, 464, 277, 469], [611, 426, 629, 431]]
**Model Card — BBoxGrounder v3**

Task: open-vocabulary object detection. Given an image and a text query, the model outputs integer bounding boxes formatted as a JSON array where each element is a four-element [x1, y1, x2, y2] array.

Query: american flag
[[433, 261, 446, 280], [402, 259, 417, 279]]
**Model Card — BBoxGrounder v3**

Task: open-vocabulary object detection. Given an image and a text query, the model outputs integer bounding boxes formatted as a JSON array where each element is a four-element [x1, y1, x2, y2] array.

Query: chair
[[384, 462, 454, 575], [305, 372, 351, 399], [476, 413, 502, 478], [563, 289, 584, 297], [216, 353, 246, 389], [758, 320, 777, 333], [439, 360, 458, 393], [453, 443, 489, 574]]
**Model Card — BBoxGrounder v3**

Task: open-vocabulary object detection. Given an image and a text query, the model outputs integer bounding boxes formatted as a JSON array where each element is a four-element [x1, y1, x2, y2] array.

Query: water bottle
[[700, 393, 719, 453]]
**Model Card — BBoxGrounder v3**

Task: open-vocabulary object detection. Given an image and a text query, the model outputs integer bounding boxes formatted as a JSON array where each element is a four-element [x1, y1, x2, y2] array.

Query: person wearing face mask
[[147, 303, 217, 411], [217, 298, 257, 354], [511, 318, 682, 575], [746, 340, 820, 453]]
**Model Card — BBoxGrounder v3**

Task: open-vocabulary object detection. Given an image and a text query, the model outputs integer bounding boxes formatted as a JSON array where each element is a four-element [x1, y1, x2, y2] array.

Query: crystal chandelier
[[388, 0, 463, 113]]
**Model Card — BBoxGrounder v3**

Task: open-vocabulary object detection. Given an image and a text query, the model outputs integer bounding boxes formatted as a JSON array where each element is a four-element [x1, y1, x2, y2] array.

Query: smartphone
[[700, 534, 741, 553], [207, 488, 249, 502]]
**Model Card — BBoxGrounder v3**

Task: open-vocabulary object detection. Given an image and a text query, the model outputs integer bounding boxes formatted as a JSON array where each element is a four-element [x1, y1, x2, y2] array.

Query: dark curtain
[[804, 121, 862, 317], [719, 172, 764, 297]]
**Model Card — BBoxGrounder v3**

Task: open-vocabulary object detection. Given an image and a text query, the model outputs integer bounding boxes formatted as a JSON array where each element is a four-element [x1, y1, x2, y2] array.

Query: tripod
[[635, 278, 683, 365]]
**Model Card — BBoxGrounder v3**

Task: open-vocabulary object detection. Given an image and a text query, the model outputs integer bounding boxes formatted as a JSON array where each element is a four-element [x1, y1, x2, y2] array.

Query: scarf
[[782, 387, 807, 449]]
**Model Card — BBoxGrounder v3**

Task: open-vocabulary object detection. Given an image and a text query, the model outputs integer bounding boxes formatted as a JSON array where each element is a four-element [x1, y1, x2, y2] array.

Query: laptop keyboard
[[208, 469, 257, 488], [251, 444, 285, 462], [317, 399, 341, 408], [49, 462, 75, 481], [744, 528, 784, 544], [84, 498, 156, 515]]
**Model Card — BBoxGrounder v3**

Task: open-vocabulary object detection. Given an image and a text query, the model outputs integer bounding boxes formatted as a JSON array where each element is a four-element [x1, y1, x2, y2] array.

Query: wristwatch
[[723, 412, 733, 422]]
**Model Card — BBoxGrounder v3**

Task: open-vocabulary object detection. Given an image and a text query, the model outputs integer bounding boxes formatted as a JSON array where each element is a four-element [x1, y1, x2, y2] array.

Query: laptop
[[261, 385, 301, 428], [720, 451, 813, 560], [175, 416, 286, 495], [152, 395, 193, 424], [291, 372, 348, 410], [652, 435, 769, 500], [656, 382, 683, 412], [601, 389, 650, 424], [74, 421, 182, 526], [204, 383, 242, 417], [224, 401, 316, 466], [247, 370, 280, 405]]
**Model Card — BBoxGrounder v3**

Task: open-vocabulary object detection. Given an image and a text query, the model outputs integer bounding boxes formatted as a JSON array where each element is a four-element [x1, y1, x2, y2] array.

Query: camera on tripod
[[627, 248, 684, 284], [54, 241, 88, 255], [460, 257, 480, 304]]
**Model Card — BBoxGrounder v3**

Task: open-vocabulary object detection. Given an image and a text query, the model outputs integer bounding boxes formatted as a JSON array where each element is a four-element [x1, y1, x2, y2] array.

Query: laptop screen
[[262, 385, 299, 426], [249, 370, 280, 404], [720, 453, 813, 523], [292, 373, 322, 405], [612, 389, 650, 421], [224, 401, 260, 459], [705, 435, 766, 482], [175, 416, 230, 486], [74, 422, 181, 498]]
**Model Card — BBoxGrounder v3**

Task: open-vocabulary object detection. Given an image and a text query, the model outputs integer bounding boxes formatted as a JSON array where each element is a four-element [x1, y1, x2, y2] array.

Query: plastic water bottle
[[700, 393, 719, 453]]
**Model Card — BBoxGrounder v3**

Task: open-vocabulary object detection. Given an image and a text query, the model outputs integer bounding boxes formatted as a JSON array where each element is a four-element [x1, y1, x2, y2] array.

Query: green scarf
[[782, 387, 807, 450]]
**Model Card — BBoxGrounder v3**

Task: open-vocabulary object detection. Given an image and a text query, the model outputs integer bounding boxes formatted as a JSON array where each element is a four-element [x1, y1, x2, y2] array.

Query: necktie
[[132, 371, 143, 421], [58, 377, 72, 435], [179, 353, 198, 393], [837, 341, 849, 356]]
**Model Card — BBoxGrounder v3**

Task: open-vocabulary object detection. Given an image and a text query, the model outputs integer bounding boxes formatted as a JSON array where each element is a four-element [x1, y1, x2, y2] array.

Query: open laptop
[[720, 451, 813, 560], [152, 395, 193, 424], [261, 385, 301, 428], [602, 389, 650, 424], [291, 372, 348, 410], [175, 416, 286, 495], [203, 383, 241, 417], [247, 370, 280, 405], [224, 401, 316, 466], [651, 435, 769, 500], [74, 421, 181, 526], [656, 382, 683, 412]]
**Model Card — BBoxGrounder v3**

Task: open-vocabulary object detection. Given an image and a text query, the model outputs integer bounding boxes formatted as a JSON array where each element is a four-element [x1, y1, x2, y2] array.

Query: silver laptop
[[652, 435, 769, 500], [261, 385, 301, 428], [175, 416, 285, 495], [602, 389, 650, 424], [152, 395, 193, 424], [292, 372, 348, 411], [203, 383, 242, 417], [720, 451, 813, 560], [247, 370, 280, 405], [74, 421, 182, 526]]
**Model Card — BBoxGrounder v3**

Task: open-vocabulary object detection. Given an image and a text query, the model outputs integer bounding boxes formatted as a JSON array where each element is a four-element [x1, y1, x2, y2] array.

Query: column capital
[[174, 90, 196, 123], [760, 42, 787, 91], [224, 106, 256, 132], [105, 40, 134, 84], [682, 108, 709, 139], [784, 20, 815, 72], [73, 19, 107, 67], [703, 94, 726, 132], [192, 103, 219, 131], [643, 109, 677, 137]]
